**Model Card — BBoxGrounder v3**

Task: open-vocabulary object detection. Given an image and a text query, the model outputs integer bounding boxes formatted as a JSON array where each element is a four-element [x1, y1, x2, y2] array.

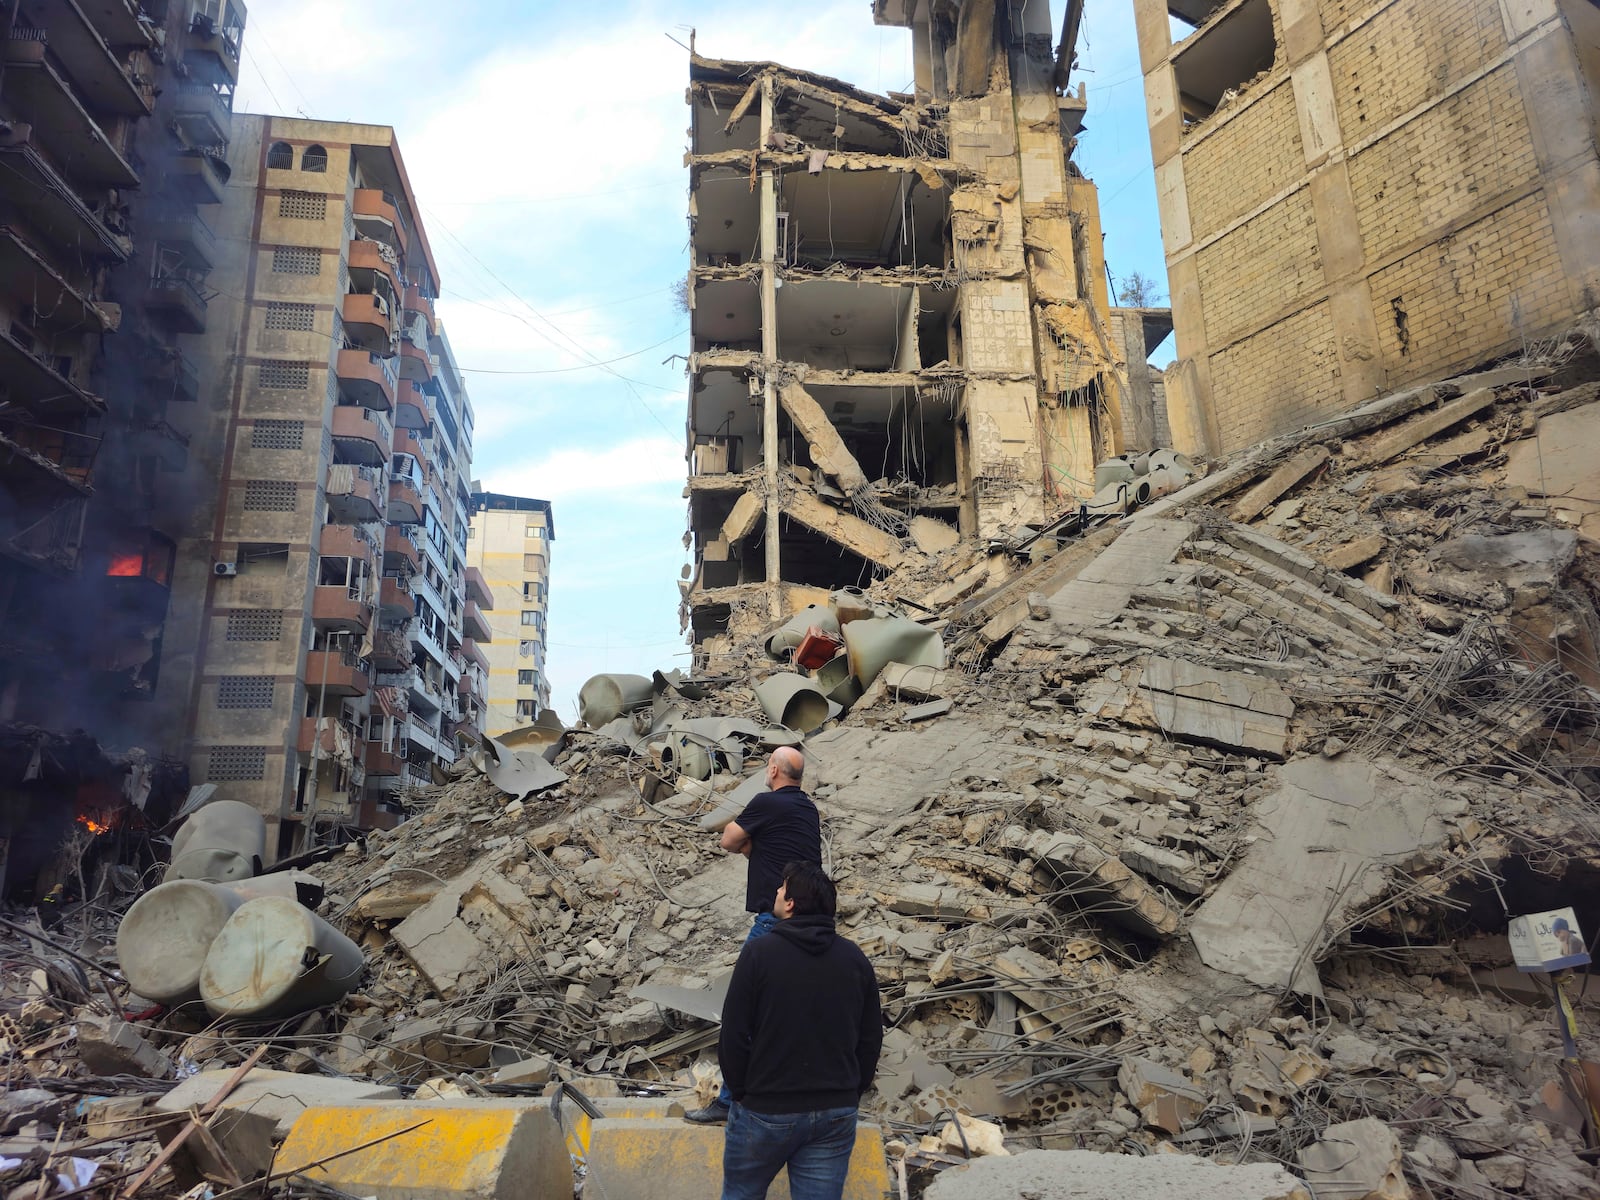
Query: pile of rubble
[[5, 343, 1600, 1199]]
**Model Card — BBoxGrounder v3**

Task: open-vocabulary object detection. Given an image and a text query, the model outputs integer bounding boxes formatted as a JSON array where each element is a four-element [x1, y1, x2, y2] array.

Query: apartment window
[[218, 676, 276, 709], [225, 610, 285, 641], [264, 301, 316, 331], [243, 480, 297, 511], [515, 700, 536, 720], [208, 745, 267, 781], [271, 246, 321, 276], [518, 670, 536, 686], [521, 610, 540, 626], [258, 360, 309, 389], [526, 523, 545, 538], [279, 190, 327, 221], [523, 554, 542, 572], [251, 419, 303, 449], [301, 144, 328, 172], [266, 141, 293, 170]]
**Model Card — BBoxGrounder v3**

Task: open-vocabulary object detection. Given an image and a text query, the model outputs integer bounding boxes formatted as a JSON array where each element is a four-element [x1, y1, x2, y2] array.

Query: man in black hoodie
[[717, 862, 882, 1200]]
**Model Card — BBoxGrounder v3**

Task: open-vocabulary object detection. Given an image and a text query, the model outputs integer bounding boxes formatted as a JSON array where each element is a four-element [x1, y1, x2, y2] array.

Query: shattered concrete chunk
[[1298, 1118, 1409, 1200]]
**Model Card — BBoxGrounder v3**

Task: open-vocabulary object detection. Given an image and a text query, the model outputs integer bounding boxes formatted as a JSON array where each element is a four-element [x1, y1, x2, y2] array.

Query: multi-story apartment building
[[683, 1, 1122, 663], [155, 115, 484, 859], [0, 2, 242, 738], [465, 492, 553, 735]]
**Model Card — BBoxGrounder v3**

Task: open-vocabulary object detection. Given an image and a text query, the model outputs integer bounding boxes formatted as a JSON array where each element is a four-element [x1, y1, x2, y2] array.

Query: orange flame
[[77, 815, 110, 836]]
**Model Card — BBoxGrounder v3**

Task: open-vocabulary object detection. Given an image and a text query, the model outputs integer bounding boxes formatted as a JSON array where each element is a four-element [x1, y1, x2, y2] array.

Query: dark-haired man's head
[[773, 860, 836, 919]]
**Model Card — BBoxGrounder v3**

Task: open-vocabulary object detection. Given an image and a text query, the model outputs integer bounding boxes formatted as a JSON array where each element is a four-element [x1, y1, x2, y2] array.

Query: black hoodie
[[718, 914, 883, 1114], [720, 921, 883, 1120]]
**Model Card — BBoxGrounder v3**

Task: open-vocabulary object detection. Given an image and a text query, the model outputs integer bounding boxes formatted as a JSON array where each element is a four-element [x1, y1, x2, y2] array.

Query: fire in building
[[0, 0, 487, 889]]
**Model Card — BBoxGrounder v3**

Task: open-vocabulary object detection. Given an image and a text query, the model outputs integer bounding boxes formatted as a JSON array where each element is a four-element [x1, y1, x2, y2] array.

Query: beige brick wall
[[1347, 65, 1538, 265], [1208, 301, 1342, 448], [1195, 187, 1323, 346], [1328, 0, 1507, 135], [1368, 192, 1573, 380], [1183, 81, 1305, 242]]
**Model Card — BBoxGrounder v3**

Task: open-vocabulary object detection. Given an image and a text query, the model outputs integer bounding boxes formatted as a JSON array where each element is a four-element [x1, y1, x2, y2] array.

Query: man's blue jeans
[[716, 911, 777, 1108], [721, 1102, 858, 1200]]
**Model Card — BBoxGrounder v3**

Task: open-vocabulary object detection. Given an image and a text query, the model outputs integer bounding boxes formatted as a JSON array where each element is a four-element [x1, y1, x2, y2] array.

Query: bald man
[[686, 746, 821, 1125]]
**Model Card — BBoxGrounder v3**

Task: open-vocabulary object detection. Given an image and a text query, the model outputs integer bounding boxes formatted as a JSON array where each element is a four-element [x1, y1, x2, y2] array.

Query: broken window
[[301, 144, 328, 173], [1171, 0, 1277, 127], [266, 141, 293, 170]]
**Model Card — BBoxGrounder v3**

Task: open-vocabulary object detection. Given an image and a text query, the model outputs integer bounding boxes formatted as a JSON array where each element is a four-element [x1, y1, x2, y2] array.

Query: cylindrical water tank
[[753, 673, 832, 734], [166, 800, 265, 883], [763, 605, 841, 660], [577, 674, 653, 727], [117, 880, 243, 1006], [199, 896, 364, 1020], [842, 616, 946, 690]]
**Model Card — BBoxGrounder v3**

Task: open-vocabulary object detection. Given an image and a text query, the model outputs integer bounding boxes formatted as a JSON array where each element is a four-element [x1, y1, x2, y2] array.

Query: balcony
[[392, 427, 428, 472], [402, 283, 435, 337], [0, 323, 105, 417], [312, 584, 372, 632], [371, 626, 410, 669], [461, 638, 490, 675], [398, 338, 433, 385], [364, 740, 404, 778], [0, 139, 130, 260], [318, 523, 378, 570], [139, 342, 200, 404], [144, 275, 207, 335], [183, 12, 241, 86], [347, 239, 402, 304], [1, 43, 139, 186], [330, 404, 391, 465], [77, 0, 151, 49], [19, 0, 152, 115], [302, 648, 370, 697], [298, 717, 366, 762], [353, 190, 408, 258], [341, 292, 393, 353], [0, 425, 95, 494], [387, 477, 423, 524], [394, 380, 431, 431], [0, 228, 112, 335], [173, 149, 230, 206], [464, 600, 492, 643], [383, 524, 421, 571], [464, 566, 493, 610], [335, 348, 395, 411], [379, 575, 413, 619], [172, 84, 231, 148], [149, 213, 217, 270], [324, 463, 383, 524]]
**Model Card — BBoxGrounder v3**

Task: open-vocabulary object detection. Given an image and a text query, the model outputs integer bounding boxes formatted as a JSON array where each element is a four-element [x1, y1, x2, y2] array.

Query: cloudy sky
[[234, 0, 1168, 719]]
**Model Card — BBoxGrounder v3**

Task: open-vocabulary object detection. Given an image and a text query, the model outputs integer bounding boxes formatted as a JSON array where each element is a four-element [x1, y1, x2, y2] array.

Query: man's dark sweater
[[719, 913, 883, 1114], [733, 784, 821, 913]]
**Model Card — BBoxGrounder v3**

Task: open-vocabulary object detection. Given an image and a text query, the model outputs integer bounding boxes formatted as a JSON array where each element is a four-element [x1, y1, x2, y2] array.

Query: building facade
[[158, 115, 484, 859], [465, 492, 553, 735], [1135, 0, 1600, 455], [0, 0, 251, 894], [683, 1, 1122, 663]]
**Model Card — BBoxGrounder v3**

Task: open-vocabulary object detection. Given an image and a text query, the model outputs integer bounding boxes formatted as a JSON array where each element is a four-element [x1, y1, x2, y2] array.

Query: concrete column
[[758, 77, 782, 620]]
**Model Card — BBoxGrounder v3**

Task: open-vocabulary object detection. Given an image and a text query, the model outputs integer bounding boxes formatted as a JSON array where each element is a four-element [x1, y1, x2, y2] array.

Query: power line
[[457, 328, 686, 376]]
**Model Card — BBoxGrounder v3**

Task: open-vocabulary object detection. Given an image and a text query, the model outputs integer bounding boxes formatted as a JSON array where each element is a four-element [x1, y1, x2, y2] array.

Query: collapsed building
[[682, 1, 1147, 664]]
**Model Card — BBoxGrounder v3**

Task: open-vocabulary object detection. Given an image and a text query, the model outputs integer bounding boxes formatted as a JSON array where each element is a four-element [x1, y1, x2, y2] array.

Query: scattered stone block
[[1298, 1117, 1408, 1200], [77, 1015, 172, 1079], [1118, 1057, 1206, 1134]]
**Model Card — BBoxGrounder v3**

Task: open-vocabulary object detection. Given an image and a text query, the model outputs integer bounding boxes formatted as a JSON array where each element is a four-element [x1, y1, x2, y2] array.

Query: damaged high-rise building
[[1135, 0, 1600, 454], [0, 0, 248, 887], [682, 1, 1141, 664]]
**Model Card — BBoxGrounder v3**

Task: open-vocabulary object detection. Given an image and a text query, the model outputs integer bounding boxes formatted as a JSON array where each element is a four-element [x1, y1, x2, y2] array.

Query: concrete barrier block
[[274, 1102, 570, 1200], [584, 1117, 890, 1200]]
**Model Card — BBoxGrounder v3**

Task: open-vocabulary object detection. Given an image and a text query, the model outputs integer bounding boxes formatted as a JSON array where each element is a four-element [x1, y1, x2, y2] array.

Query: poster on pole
[[1508, 908, 1591, 973]]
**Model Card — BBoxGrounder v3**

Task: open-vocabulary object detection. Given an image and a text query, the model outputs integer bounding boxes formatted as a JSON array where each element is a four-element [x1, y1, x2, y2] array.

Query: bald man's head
[[768, 746, 805, 785]]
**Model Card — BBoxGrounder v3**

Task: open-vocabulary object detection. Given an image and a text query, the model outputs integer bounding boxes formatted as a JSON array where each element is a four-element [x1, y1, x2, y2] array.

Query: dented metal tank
[[199, 896, 364, 1020]]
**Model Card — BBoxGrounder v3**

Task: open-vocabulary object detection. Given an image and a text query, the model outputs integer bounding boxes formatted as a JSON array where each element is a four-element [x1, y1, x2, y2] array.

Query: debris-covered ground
[[5, 336, 1600, 1199]]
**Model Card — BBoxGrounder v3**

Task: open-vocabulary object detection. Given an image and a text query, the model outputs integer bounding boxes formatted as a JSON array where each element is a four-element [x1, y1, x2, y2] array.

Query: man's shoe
[[683, 1102, 730, 1125]]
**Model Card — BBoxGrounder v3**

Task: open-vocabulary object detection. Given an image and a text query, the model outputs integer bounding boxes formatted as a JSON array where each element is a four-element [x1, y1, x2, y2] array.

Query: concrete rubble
[[5, 352, 1600, 1197]]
